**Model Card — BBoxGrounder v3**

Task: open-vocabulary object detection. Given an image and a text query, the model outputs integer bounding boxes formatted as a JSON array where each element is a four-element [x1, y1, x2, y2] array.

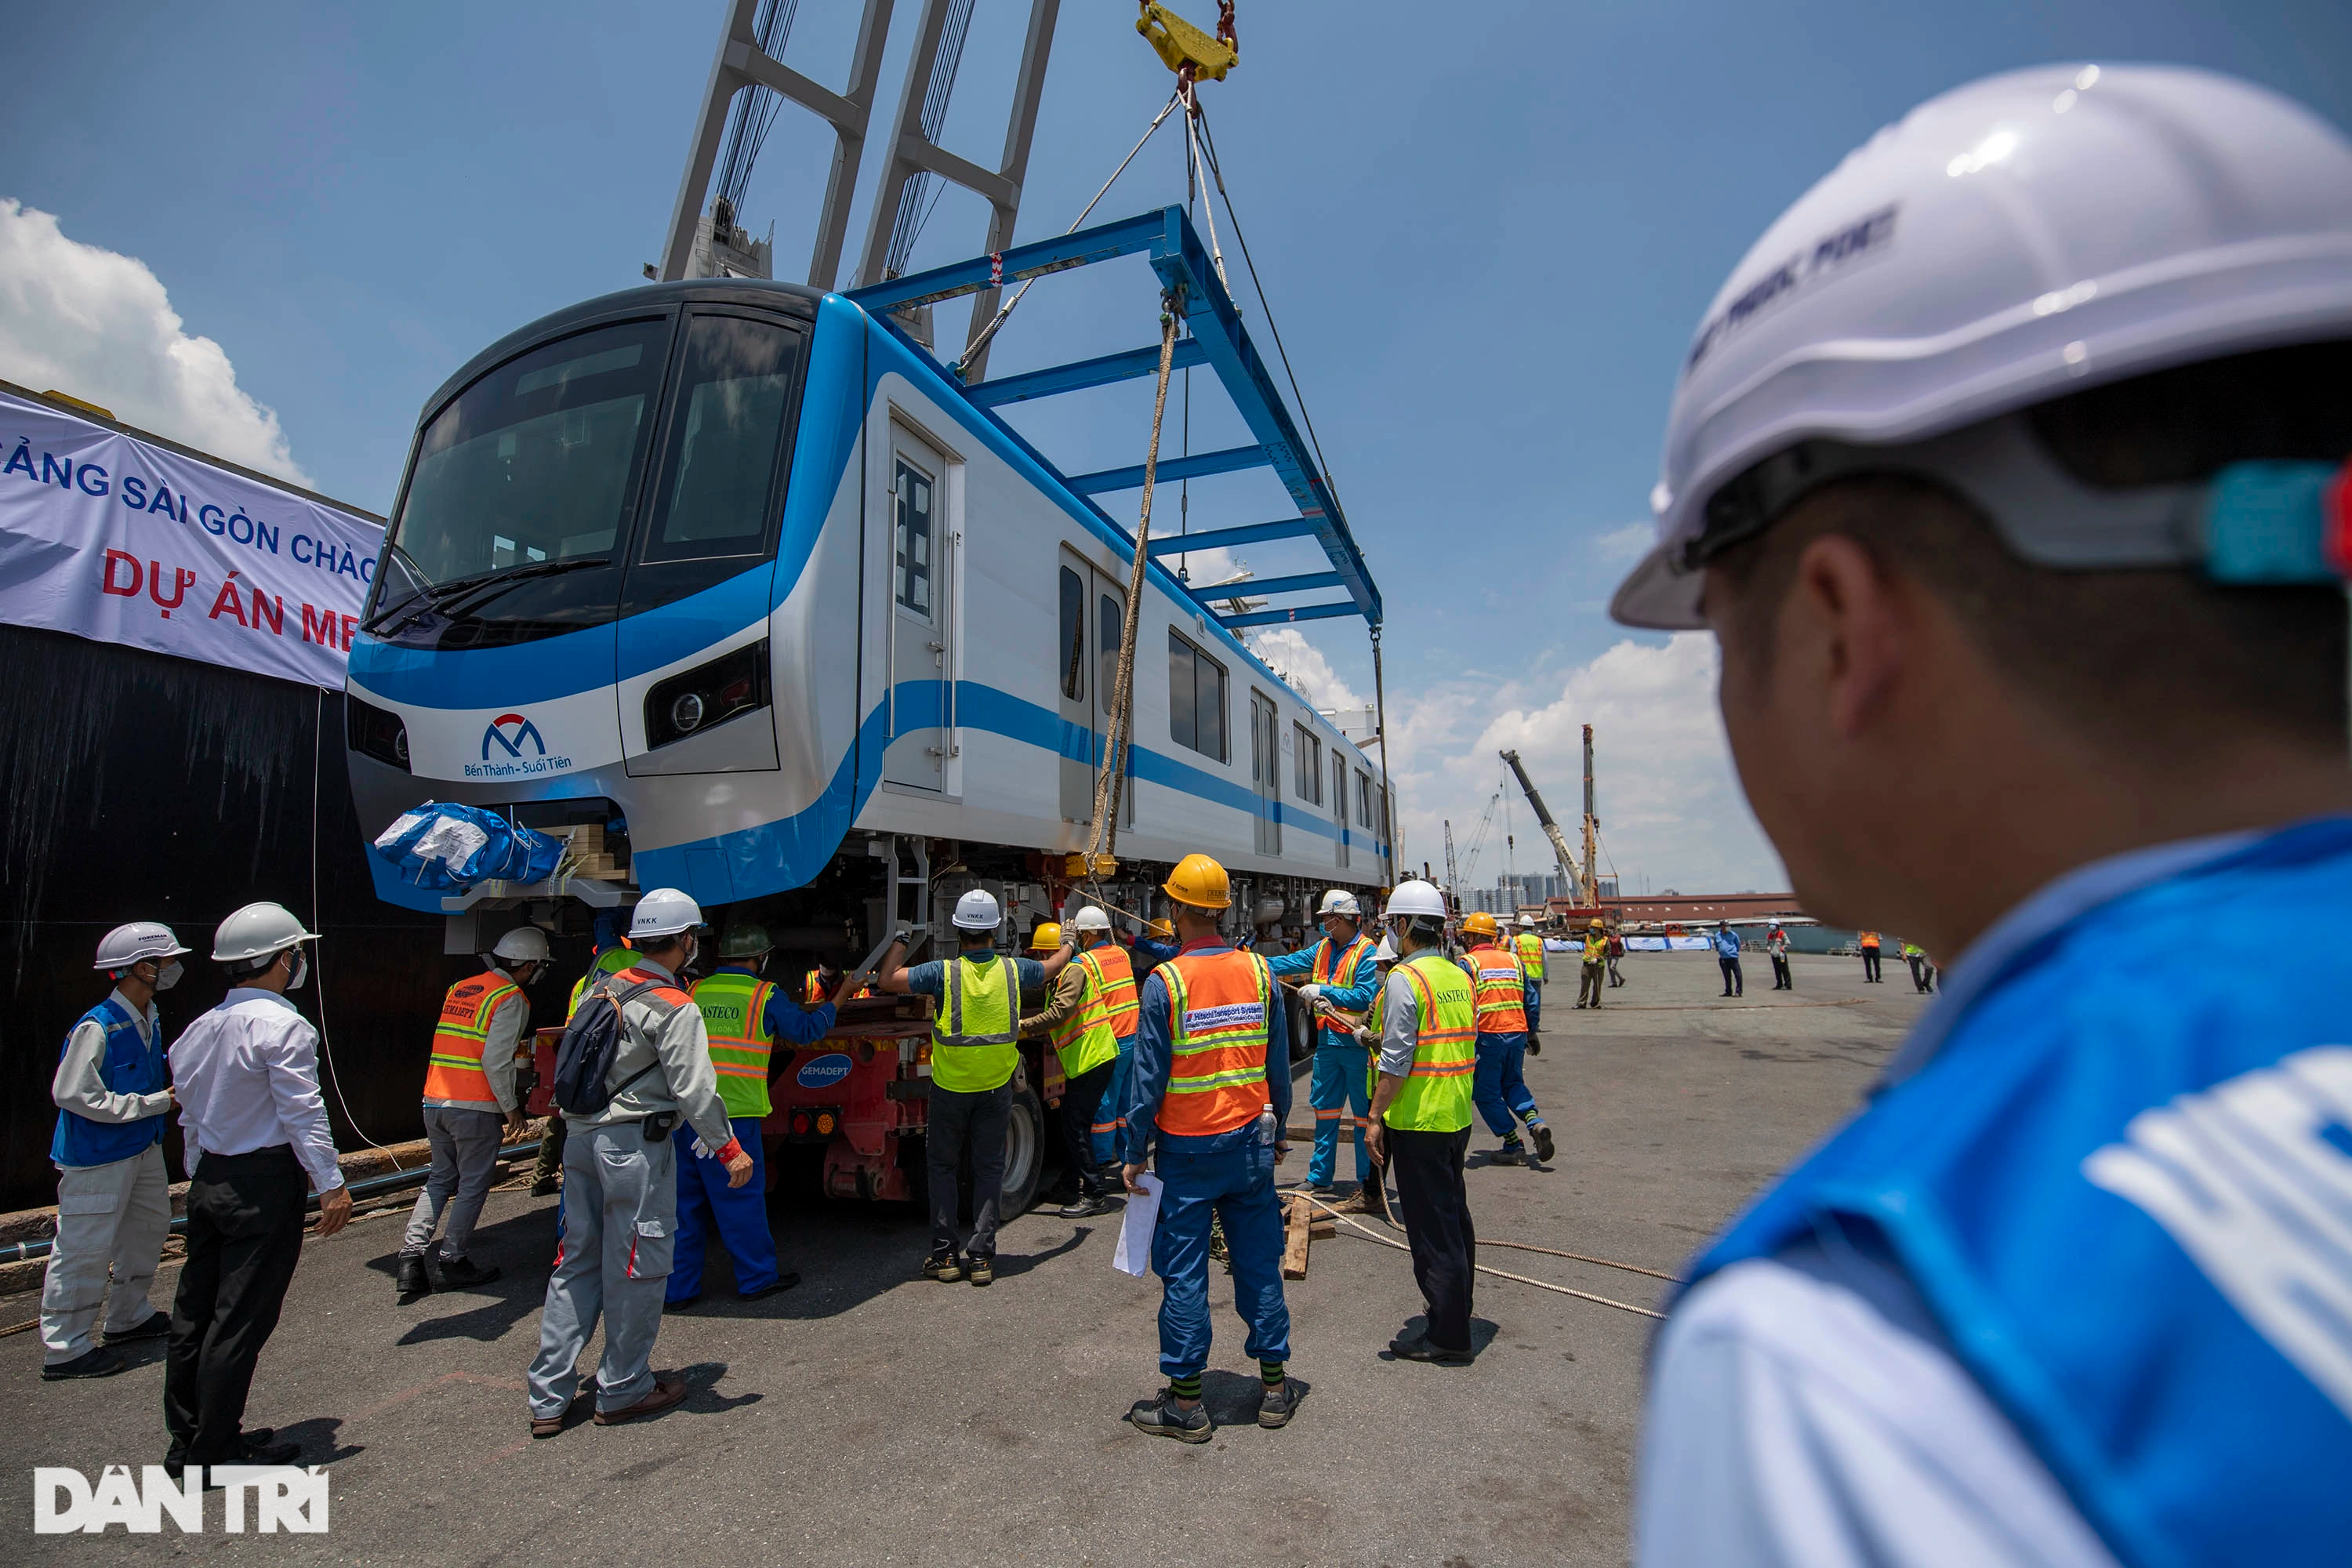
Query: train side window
[[894, 459, 932, 615], [1168, 629, 1227, 760], [1356, 768, 1373, 826], [1058, 568, 1085, 702], [641, 313, 802, 564], [1294, 724, 1322, 802]]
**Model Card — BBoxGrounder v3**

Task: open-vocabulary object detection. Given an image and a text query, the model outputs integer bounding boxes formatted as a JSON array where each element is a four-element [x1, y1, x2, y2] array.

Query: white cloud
[[1247, 626, 1365, 712], [1595, 521, 1653, 564], [0, 198, 310, 485], [1384, 632, 1786, 895]]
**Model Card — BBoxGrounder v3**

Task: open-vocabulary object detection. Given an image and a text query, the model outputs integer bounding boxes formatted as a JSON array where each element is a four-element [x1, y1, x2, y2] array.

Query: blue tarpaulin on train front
[[369, 800, 561, 891]]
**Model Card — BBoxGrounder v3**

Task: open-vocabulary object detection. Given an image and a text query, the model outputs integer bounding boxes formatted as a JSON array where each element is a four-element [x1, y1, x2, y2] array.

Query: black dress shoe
[[739, 1273, 800, 1301], [42, 1345, 125, 1381], [104, 1310, 173, 1343], [1387, 1333, 1475, 1365], [436, 1255, 501, 1289], [396, 1254, 433, 1300]]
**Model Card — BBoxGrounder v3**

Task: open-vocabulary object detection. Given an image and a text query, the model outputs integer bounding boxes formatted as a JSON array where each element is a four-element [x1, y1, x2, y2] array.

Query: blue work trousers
[[1472, 1032, 1540, 1140], [1091, 1043, 1134, 1168], [1523, 978, 1542, 1031], [1151, 1138, 1291, 1379], [668, 1116, 777, 1303], [1308, 1044, 1373, 1186]]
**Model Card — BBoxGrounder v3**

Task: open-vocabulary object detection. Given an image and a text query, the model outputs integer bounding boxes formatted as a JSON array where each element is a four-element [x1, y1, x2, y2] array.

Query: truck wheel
[[998, 1082, 1046, 1218]]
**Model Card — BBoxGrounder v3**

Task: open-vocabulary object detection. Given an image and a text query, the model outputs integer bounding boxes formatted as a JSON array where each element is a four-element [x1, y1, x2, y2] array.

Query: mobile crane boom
[[1498, 748, 1589, 908]]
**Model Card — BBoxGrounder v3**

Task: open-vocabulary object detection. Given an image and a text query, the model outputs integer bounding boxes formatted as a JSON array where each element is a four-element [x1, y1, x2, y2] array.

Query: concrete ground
[[3, 949, 1933, 1566]]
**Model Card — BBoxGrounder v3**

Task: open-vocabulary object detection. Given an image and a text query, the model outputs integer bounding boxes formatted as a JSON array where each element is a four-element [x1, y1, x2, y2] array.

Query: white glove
[[691, 1136, 720, 1160], [1298, 984, 1325, 1003]]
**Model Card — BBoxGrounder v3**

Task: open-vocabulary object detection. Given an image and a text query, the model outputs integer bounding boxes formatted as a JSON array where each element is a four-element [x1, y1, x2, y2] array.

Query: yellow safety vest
[[568, 946, 636, 1022], [1515, 930, 1547, 982], [931, 953, 1020, 1094], [691, 969, 779, 1120], [424, 971, 520, 1105], [1383, 951, 1475, 1132], [1049, 945, 1134, 1080]]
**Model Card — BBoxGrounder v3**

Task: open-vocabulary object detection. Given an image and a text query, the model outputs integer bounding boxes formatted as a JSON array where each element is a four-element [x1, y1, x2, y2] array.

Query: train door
[[1094, 572, 1134, 830], [884, 426, 948, 792], [1054, 548, 1134, 829], [1334, 751, 1349, 869], [1250, 689, 1281, 856]]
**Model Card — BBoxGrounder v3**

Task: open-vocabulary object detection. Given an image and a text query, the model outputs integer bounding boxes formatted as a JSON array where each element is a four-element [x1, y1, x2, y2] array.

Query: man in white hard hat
[[1624, 65, 2352, 1566], [1266, 888, 1382, 1207], [1018, 904, 1138, 1218], [875, 888, 1074, 1283], [164, 902, 350, 1476], [396, 925, 553, 1301], [39, 922, 187, 1381], [527, 888, 746, 1436]]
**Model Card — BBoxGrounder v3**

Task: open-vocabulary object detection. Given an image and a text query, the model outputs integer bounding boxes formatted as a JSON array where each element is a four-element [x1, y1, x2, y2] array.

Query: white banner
[[0, 390, 381, 688]]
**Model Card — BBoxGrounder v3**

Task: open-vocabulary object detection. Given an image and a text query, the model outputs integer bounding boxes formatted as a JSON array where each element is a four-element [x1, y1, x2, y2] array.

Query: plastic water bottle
[[1257, 1105, 1277, 1145]]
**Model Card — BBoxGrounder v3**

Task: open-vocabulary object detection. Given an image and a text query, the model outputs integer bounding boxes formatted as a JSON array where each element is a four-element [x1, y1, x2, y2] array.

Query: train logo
[[481, 713, 546, 761], [795, 1052, 854, 1089]]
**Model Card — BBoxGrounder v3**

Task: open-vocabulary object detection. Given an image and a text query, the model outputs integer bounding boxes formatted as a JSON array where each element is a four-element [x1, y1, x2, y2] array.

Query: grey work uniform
[[525, 960, 735, 1418], [41, 990, 174, 1364], [403, 964, 532, 1265]]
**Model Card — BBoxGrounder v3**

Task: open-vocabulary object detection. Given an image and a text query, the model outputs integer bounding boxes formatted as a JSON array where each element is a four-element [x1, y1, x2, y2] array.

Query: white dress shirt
[[169, 988, 344, 1192]]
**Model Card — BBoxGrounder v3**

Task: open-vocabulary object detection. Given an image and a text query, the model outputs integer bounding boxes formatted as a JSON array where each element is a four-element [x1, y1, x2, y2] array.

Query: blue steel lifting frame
[[844, 205, 1381, 633]]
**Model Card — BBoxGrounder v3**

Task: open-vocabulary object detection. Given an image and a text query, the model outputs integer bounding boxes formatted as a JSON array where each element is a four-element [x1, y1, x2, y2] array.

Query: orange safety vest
[[1461, 942, 1530, 1034], [1156, 947, 1275, 1138], [425, 970, 521, 1103], [1859, 931, 1882, 950], [1077, 944, 1141, 1039], [802, 969, 872, 1004]]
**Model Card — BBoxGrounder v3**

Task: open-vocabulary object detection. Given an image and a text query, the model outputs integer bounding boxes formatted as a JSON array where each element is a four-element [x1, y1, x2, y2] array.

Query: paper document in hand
[[1113, 1173, 1163, 1276]]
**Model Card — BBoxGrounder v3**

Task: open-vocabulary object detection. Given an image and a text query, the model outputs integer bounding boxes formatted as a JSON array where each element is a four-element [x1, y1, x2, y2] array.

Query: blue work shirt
[[1119, 938, 1292, 1166], [710, 963, 835, 1047], [1712, 928, 1742, 959], [1265, 932, 1379, 1051]]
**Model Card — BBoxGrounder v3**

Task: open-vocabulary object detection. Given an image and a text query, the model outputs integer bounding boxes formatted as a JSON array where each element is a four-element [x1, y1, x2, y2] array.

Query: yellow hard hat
[[1588, 917, 1605, 929], [1146, 917, 1174, 939], [1461, 911, 1498, 938], [1028, 921, 1063, 952], [1162, 852, 1232, 911]]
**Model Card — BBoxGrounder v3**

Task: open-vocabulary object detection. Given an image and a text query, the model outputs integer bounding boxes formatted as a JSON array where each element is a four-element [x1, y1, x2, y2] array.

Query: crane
[[1499, 746, 1592, 909], [1443, 818, 1461, 913]]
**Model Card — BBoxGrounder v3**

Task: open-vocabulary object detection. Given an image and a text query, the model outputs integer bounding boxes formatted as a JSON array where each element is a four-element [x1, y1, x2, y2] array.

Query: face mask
[[287, 951, 310, 990], [154, 960, 183, 992]]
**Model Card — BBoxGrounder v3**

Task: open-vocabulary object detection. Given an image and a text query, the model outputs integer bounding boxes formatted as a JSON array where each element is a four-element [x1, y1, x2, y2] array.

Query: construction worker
[[1367, 880, 1479, 1363], [1857, 928, 1883, 984], [1457, 913, 1555, 1168], [1131, 915, 1179, 977], [1712, 921, 1744, 997], [1119, 852, 1300, 1440], [1020, 906, 1137, 1218], [1266, 888, 1381, 1206], [166, 903, 350, 1475], [532, 911, 635, 1196], [1617, 65, 2352, 1563], [673, 921, 840, 1308], [528, 888, 745, 1435], [874, 889, 1074, 1285], [1356, 933, 1400, 1220], [397, 926, 552, 1301], [39, 922, 186, 1382], [1606, 927, 1628, 987], [1575, 916, 1608, 1008], [1766, 924, 1792, 990], [801, 951, 870, 1005], [1512, 913, 1546, 1047], [1900, 939, 1931, 993]]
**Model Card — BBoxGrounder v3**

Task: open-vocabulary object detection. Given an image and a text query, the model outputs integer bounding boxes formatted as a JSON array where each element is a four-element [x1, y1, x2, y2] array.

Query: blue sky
[[4, 0, 2346, 893]]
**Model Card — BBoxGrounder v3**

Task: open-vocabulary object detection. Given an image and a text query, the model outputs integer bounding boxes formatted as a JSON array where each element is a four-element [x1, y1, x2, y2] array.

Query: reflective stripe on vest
[[1157, 948, 1273, 1138], [425, 971, 521, 1102], [568, 946, 636, 1022], [932, 954, 1019, 1094], [1049, 946, 1134, 1079], [1464, 943, 1529, 1034], [1515, 930, 1546, 982], [692, 970, 778, 1120], [804, 970, 873, 1004], [1385, 952, 1475, 1132]]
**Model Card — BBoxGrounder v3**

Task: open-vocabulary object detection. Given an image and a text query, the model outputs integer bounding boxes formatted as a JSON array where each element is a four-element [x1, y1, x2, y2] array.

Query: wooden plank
[[1280, 1195, 1312, 1279]]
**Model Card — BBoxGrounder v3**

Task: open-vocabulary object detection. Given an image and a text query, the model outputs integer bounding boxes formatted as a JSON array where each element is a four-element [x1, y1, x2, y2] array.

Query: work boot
[[1127, 1390, 1213, 1443], [104, 1310, 172, 1344], [966, 1255, 996, 1287], [395, 1253, 433, 1301], [1058, 1192, 1114, 1218], [922, 1250, 964, 1283], [739, 1272, 800, 1301], [1327, 1188, 1373, 1215], [1530, 1123, 1556, 1163], [437, 1254, 502, 1290], [42, 1345, 126, 1381], [1490, 1141, 1526, 1167], [1388, 1333, 1475, 1366], [1258, 1377, 1309, 1428]]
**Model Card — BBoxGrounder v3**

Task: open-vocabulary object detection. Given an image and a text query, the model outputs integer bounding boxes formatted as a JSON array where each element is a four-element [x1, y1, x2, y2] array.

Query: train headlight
[[347, 695, 411, 773], [644, 639, 769, 750]]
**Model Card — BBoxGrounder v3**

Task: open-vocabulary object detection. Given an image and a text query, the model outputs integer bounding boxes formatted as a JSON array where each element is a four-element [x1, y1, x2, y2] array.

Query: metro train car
[[341, 220, 1392, 1204]]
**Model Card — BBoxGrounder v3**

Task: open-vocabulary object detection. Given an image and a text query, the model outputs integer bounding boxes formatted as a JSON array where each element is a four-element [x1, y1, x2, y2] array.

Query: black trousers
[[1387, 1125, 1475, 1353], [1719, 956, 1744, 996], [1056, 1058, 1115, 1196], [1769, 954, 1792, 989], [927, 1082, 1011, 1260], [165, 1145, 307, 1465], [1863, 949, 1882, 982]]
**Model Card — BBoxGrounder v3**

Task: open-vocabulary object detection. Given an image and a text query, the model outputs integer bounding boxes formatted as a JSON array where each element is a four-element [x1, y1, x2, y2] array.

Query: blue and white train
[[344, 273, 1392, 951]]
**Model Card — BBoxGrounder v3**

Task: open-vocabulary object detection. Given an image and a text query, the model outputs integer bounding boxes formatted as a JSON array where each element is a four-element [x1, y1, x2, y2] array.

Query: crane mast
[[1498, 748, 1591, 908], [1443, 818, 1461, 912]]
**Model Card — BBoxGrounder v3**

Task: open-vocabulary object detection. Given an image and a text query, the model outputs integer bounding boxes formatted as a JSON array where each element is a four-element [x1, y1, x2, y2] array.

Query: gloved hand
[[1298, 983, 1324, 1003]]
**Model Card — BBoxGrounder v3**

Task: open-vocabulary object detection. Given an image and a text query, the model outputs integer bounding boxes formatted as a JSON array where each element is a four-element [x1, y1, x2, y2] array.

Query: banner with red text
[[0, 388, 381, 688]]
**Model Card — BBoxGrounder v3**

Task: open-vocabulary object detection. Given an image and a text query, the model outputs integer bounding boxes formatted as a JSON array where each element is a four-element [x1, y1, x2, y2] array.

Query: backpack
[[550, 975, 666, 1117]]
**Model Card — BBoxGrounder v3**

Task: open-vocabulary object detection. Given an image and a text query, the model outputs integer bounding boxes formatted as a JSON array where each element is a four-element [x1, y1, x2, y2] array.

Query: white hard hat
[[1374, 935, 1398, 962], [1384, 880, 1447, 920], [94, 921, 189, 971], [630, 887, 704, 940], [1317, 889, 1362, 918], [1070, 906, 1113, 933], [491, 925, 552, 964], [212, 902, 318, 964], [1613, 64, 2352, 630], [951, 887, 1003, 931], [1519, 913, 1537, 927]]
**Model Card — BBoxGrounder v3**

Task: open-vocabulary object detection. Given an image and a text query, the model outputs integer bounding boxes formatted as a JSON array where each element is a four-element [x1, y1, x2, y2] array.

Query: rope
[[1298, 1192, 1666, 1321]]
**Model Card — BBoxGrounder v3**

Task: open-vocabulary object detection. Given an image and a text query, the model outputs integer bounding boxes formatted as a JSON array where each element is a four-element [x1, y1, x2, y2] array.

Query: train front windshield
[[366, 309, 805, 645]]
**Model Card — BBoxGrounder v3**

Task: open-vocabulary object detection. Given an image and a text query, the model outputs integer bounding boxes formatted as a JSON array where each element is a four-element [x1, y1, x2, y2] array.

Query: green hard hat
[[717, 921, 775, 959]]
